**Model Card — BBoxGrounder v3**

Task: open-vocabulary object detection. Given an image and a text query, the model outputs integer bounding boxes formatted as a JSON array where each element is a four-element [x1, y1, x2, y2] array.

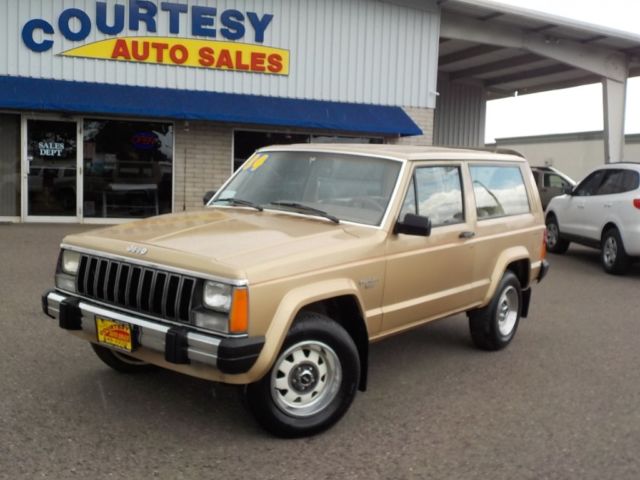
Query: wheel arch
[[481, 247, 531, 306], [245, 279, 369, 390], [601, 221, 619, 241], [300, 296, 369, 392]]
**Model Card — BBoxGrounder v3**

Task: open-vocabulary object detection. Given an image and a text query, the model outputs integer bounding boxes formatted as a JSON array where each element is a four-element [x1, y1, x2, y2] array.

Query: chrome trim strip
[[60, 244, 249, 287], [54, 289, 245, 338], [46, 292, 221, 368]]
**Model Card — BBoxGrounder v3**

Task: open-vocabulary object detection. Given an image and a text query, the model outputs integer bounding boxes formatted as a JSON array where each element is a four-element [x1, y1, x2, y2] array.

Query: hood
[[64, 208, 385, 283]]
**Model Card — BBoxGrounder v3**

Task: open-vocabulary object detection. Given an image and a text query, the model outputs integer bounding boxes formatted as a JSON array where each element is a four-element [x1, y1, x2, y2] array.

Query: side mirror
[[203, 190, 216, 205], [562, 184, 574, 195], [394, 213, 432, 236]]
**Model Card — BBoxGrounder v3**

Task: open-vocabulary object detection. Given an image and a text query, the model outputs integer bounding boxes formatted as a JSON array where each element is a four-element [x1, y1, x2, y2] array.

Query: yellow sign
[[243, 153, 269, 171], [96, 317, 133, 352], [61, 37, 289, 75]]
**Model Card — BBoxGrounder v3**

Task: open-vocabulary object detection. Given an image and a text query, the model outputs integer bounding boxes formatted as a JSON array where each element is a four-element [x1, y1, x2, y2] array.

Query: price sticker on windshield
[[243, 154, 269, 172]]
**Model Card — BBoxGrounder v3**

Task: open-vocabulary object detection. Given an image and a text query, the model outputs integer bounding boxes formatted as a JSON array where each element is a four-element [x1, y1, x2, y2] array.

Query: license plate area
[[95, 316, 136, 352]]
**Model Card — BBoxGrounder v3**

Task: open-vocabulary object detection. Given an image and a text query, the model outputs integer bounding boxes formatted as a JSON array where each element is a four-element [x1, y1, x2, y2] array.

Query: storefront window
[[0, 114, 20, 216], [83, 120, 173, 218], [233, 131, 383, 171], [27, 119, 77, 217]]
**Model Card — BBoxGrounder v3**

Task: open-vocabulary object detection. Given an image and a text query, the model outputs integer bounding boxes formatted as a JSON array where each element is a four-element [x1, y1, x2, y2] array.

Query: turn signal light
[[229, 288, 249, 334], [633, 199, 640, 209]]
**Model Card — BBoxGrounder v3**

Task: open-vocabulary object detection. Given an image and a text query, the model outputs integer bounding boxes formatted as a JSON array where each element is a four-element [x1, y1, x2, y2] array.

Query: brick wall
[[390, 107, 434, 146], [174, 121, 233, 211]]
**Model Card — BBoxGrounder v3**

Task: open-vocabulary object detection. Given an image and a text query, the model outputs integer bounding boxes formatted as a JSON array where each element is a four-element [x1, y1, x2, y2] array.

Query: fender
[[480, 246, 530, 306], [242, 278, 367, 382]]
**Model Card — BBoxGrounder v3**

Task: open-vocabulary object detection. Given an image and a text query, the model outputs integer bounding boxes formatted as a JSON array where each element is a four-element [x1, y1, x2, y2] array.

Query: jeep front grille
[[76, 254, 197, 323]]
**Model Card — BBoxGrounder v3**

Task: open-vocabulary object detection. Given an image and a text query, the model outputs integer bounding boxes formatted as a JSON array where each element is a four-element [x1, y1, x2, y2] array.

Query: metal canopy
[[439, 0, 640, 99]]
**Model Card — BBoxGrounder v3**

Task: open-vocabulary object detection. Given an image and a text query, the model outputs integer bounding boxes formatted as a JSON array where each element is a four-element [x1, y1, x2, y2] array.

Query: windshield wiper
[[270, 201, 340, 224], [212, 197, 263, 211]]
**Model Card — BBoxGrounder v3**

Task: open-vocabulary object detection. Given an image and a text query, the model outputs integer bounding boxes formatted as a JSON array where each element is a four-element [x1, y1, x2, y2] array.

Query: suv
[[42, 145, 548, 437], [531, 166, 576, 209], [545, 162, 640, 274]]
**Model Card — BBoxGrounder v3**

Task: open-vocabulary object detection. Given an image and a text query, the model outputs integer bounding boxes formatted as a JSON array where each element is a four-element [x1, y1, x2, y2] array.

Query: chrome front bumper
[[42, 290, 264, 374]]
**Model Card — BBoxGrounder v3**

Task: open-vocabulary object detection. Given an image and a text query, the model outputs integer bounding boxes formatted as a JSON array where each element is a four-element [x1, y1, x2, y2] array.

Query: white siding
[[0, 0, 439, 108], [434, 76, 486, 147]]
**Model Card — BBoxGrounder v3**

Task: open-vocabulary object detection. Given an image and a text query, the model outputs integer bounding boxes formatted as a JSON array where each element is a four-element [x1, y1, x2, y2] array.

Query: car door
[[541, 172, 571, 209], [558, 169, 606, 238], [382, 163, 475, 333], [467, 162, 534, 297]]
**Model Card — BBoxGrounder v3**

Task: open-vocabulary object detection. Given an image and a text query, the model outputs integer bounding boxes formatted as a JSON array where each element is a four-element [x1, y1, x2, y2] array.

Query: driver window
[[413, 166, 464, 227], [573, 170, 606, 196]]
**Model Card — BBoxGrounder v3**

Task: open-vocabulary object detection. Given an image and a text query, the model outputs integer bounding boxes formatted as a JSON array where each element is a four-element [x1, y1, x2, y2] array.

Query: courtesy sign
[[21, 0, 289, 75]]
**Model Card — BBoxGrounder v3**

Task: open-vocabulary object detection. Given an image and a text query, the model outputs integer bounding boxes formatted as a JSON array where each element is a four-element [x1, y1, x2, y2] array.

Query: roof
[[259, 143, 527, 162], [439, 0, 640, 98]]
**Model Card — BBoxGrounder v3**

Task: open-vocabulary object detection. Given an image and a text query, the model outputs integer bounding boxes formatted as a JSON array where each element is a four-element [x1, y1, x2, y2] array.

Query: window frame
[[469, 163, 532, 221], [399, 163, 466, 228]]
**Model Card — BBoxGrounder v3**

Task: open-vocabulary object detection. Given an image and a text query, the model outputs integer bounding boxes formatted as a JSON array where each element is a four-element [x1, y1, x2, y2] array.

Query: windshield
[[212, 151, 402, 226]]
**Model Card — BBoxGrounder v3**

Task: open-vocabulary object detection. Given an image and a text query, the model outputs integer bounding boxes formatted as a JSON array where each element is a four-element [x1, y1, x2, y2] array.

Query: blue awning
[[0, 76, 422, 137]]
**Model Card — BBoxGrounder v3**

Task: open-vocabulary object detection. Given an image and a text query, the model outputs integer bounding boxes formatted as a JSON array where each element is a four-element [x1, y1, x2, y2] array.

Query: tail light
[[633, 199, 640, 209], [541, 228, 547, 260]]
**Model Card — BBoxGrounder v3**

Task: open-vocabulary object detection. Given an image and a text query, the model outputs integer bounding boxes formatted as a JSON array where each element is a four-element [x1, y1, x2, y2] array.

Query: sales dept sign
[[21, 0, 289, 75]]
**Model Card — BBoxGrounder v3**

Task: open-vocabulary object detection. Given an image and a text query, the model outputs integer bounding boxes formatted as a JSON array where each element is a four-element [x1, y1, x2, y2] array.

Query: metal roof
[[439, 0, 640, 98]]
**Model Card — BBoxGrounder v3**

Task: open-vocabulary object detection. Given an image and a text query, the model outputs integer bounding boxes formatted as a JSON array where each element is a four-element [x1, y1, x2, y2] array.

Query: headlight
[[62, 250, 81, 275], [203, 281, 232, 312]]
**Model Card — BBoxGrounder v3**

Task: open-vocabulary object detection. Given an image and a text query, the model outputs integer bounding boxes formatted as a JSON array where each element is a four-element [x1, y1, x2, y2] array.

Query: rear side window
[[595, 169, 639, 195], [470, 165, 530, 219]]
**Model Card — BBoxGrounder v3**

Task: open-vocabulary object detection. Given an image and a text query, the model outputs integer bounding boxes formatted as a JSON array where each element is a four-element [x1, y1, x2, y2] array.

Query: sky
[[484, 0, 640, 143]]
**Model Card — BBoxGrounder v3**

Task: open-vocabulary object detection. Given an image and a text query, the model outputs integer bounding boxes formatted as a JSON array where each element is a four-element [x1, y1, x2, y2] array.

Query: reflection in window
[[470, 165, 530, 219], [0, 114, 20, 216], [216, 152, 400, 226], [83, 120, 173, 218], [413, 166, 464, 226]]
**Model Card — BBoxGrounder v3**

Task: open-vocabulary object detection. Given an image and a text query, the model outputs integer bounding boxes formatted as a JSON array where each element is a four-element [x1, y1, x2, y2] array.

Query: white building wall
[[0, 0, 440, 108], [493, 132, 640, 181]]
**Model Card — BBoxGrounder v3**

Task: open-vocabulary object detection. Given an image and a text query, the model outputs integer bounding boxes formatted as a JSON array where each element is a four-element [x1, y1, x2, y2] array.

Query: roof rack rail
[[464, 147, 526, 158]]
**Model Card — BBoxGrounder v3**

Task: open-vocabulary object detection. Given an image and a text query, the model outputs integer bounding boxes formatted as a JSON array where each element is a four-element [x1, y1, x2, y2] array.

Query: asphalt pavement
[[1, 223, 639, 480]]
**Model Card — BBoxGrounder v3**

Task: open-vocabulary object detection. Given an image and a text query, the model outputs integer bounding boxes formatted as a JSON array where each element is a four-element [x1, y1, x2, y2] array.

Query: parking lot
[[1, 223, 639, 480]]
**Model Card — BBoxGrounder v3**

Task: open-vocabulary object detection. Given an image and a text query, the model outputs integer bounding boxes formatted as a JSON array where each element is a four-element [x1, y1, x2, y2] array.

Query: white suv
[[545, 163, 640, 274]]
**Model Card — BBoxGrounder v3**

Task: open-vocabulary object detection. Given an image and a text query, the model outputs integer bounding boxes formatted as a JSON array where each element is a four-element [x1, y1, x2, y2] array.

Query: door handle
[[577, 204, 585, 209], [459, 231, 475, 239], [604, 203, 612, 208]]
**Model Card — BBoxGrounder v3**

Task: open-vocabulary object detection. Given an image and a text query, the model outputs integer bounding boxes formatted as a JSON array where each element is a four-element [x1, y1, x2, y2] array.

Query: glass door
[[25, 119, 79, 220]]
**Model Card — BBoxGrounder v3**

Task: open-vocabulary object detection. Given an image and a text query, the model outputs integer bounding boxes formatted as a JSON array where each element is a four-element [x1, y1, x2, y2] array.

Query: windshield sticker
[[243, 153, 269, 171]]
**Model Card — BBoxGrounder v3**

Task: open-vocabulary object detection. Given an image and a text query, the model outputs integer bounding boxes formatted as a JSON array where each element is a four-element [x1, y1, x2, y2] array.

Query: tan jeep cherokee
[[43, 144, 548, 437]]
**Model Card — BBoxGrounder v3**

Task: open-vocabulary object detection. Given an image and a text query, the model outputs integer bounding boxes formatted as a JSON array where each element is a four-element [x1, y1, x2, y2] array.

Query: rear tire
[[601, 228, 631, 275], [469, 271, 522, 351], [546, 214, 570, 254], [90, 343, 156, 373], [245, 312, 360, 438]]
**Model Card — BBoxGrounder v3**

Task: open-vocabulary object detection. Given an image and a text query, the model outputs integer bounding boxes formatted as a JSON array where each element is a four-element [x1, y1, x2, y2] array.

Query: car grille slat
[[76, 254, 198, 325]]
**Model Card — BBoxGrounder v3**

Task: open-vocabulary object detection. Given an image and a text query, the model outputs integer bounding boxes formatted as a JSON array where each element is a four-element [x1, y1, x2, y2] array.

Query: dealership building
[[1, 0, 638, 223]]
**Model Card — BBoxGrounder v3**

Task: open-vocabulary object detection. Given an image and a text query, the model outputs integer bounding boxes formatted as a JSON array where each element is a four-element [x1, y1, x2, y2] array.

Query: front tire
[[601, 228, 630, 275], [245, 312, 360, 438], [546, 214, 570, 254], [469, 271, 522, 351], [90, 343, 156, 373]]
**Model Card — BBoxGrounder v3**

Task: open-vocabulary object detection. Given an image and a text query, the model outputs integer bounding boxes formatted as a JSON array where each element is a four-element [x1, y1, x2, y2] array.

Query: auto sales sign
[[21, 0, 289, 75]]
